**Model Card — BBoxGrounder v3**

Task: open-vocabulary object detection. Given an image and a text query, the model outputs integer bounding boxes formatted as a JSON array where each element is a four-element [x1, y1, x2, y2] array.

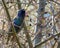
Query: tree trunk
[[35, 0, 46, 48]]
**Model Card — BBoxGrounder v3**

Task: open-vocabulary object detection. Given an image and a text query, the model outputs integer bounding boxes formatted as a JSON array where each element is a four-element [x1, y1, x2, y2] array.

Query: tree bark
[[35, 0, 46, 48]]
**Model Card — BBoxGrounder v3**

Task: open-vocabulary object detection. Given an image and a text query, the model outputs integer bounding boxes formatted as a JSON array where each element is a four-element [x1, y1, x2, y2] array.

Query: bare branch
[[2, 0, 22, 48]]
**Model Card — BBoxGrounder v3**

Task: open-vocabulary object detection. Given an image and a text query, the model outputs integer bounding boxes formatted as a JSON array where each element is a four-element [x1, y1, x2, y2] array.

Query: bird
[[6, 9, 26, 44], [13, 9, 26, 33]]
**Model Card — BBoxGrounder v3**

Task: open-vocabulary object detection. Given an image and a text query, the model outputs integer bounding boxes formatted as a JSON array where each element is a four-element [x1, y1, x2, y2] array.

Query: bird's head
[[17, 9, 26, 18]]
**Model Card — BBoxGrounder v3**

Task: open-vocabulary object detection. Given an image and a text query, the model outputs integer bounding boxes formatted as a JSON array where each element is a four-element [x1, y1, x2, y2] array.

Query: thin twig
[[34, 32, 60, 48]]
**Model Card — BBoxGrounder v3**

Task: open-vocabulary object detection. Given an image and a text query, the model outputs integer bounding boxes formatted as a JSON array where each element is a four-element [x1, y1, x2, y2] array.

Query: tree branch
[[34, 33, 60, 48], [2, 0, 22, 48]]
